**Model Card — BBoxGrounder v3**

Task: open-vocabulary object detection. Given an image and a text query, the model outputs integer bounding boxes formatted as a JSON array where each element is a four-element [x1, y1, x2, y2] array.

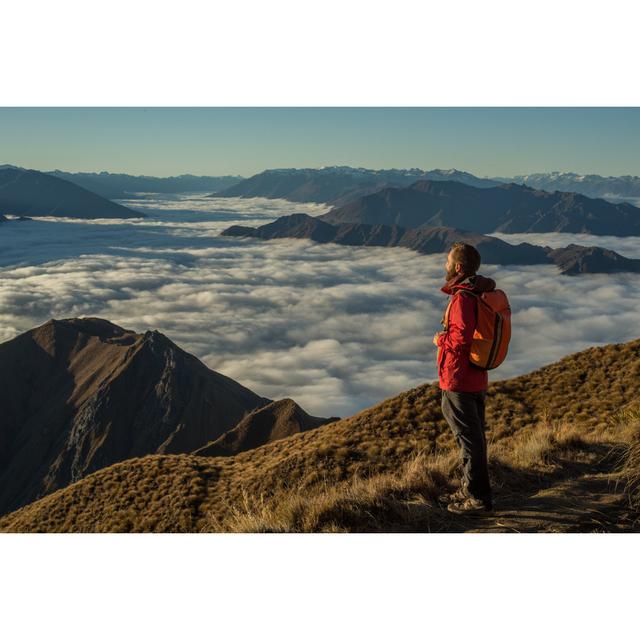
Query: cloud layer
[[1, 193, 639, 416]]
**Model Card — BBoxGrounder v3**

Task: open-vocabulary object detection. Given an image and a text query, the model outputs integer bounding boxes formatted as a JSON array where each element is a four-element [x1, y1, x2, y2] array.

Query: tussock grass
[[619, 403, 640, 516], [0, 455, 221, 533], [623, 437, 640, 511], [206, 451, 458, 533], [492, 418, 586, 470], [210, 406, 640, 533]]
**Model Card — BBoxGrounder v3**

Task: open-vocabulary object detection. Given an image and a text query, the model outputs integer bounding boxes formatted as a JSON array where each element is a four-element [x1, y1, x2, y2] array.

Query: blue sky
[[1, 107, 639, 178]]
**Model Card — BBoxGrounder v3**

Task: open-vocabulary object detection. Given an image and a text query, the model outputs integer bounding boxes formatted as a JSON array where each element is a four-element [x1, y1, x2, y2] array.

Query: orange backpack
[[442, 289, 511, 370]]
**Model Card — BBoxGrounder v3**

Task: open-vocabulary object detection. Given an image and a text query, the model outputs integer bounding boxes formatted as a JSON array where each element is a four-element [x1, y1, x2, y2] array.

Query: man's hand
[[433, 331, 444, 346]]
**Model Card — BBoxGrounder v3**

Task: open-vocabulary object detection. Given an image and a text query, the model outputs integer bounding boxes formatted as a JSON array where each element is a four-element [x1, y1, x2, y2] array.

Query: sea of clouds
[[1, 193, 639, 417]]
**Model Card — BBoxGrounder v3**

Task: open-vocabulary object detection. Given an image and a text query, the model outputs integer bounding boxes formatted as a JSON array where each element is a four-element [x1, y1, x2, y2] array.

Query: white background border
[[1, 0, 639, 106], [1, 1, 638, 638]]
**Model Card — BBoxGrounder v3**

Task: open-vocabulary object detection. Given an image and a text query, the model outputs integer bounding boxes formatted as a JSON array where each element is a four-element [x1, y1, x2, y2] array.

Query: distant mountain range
[[0, 318, 330, 516], [40, 167, 640, 203], [211, 166, 501, 206], [498, 171, 640, 201], [318, 180, 640, 236], [6, 163, 640, 210], [209, 166, 640, 206], [221, 213, 640, 275], [0, 167, 142, 219], [46, 169, 244, 199]]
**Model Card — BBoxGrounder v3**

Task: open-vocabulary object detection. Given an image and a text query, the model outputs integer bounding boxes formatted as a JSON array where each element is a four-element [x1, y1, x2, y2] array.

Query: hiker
[[433, 242, 496, 514]]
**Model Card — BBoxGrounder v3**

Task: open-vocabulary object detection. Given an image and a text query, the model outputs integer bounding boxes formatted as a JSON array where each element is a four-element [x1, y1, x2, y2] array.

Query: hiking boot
[[447, 496, 493, 515], [438, 486, 469, 505]]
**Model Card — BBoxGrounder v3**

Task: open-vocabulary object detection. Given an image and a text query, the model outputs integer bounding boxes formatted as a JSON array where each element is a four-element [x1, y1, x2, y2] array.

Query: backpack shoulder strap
[[441, 289, 479, 329]]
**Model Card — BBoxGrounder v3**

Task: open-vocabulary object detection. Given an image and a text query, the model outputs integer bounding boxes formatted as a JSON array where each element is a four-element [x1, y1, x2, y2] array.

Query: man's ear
[[455, 262, 463, 273]]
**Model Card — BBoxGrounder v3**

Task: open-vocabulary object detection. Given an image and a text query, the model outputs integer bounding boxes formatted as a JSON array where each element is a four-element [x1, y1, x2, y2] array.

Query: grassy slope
[[216, 405, 639, 533], [1, 338, 639, 533]]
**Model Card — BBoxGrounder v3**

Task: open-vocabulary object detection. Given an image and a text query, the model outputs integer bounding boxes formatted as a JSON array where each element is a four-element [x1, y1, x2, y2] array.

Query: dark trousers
[[441, 389, 492, 505]]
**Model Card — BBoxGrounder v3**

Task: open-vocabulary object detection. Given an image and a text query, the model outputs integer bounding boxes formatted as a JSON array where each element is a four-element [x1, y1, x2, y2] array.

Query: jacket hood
[[441, 272, 496, 295]]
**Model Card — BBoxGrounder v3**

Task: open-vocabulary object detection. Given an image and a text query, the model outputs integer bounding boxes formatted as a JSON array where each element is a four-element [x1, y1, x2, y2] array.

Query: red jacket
[[436, 272, 496, 392]]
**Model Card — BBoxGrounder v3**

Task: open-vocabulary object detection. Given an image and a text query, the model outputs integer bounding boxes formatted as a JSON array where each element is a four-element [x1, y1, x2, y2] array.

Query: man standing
[[433, 242, 495, 514]]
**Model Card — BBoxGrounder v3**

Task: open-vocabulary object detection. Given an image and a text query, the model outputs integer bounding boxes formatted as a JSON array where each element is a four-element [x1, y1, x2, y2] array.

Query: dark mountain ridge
[[0, 167, 143, 218], [0, 317, 274, 516], [318, 179, 640, 236], [221, 213, 640, 275], [194, 398, 340, 457], [211, 167, 500, 206], [546, 243, 640, 275], [0, 317, 333, 517]]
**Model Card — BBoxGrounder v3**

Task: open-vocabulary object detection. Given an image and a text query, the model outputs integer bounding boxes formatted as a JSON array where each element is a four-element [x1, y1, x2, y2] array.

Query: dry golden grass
[[619, 404, 640, 519], [206, 451, 458, 533], [0, 455, 224, 533], [1, 337, 639, 533], [206, 407, 639, 533]]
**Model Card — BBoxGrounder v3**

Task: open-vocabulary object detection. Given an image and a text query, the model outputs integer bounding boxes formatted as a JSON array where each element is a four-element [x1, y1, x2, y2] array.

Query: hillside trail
[[437, 441, 635, 533], [463, 471, 630, 533]]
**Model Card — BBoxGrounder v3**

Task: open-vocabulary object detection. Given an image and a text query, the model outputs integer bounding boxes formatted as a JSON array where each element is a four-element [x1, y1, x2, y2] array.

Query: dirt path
[[436, 436, 638, 533], [463, 471, 631, 533]]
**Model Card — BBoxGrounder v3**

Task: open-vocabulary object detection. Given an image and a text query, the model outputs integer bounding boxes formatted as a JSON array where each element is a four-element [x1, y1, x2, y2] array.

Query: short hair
[[449, 242, 481, 274]]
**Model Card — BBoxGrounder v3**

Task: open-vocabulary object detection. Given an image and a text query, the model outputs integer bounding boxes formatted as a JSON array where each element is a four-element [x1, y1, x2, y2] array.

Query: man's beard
[[445, 266, 457, 281]]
